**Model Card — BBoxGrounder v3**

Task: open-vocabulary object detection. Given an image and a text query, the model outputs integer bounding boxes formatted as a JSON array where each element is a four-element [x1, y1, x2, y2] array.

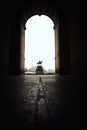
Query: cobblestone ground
[[0, 75, 86, 129], [23, 75, 58, 123]]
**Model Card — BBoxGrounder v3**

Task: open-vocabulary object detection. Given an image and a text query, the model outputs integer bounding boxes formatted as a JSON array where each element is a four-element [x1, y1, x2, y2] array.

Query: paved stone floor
[[0, 75, 86, 129]]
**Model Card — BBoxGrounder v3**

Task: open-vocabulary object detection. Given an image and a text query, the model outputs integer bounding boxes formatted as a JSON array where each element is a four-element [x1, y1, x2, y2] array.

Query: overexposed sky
[[25, 15, 55, 70]]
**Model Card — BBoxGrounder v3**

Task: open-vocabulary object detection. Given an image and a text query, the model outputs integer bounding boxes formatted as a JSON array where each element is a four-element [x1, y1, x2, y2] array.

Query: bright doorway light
[[25, 15, 55, 73]]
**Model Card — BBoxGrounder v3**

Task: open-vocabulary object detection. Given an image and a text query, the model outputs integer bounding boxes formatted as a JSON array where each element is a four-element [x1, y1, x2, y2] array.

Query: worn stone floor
[[0, 75, 86, 129]]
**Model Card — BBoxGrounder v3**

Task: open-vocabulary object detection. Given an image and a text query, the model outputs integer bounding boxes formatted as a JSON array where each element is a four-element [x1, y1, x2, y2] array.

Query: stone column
[[20, 21, 25, 74], [54, 20, 60, 74]]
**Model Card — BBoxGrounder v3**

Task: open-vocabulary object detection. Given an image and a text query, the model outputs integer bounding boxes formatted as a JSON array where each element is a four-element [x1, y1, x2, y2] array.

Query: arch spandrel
[[22, 1, 58, 28]]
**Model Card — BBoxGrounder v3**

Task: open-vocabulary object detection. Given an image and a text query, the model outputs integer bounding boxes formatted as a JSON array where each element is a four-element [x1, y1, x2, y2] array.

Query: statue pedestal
[[36, 65, 44, 74]]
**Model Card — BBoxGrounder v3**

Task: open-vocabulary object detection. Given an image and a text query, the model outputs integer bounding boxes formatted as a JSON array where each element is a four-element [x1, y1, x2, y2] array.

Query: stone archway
[[20, 1, 60, 74]]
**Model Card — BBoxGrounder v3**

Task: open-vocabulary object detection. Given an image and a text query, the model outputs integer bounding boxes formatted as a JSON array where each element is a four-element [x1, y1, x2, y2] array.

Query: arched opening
[[20, 1, 60, 75], [25, 15, 55, 74]]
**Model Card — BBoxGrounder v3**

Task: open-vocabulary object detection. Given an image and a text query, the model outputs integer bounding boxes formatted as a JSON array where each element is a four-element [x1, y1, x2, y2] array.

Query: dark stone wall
[[59, 14, 70, 74], [69, 14, 87, 75], [9, 18, 21, 75], [0, 22, 9, 75]]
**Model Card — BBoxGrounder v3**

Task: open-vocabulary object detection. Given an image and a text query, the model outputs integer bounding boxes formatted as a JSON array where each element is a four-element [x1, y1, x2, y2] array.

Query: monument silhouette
[[36, 60, 44, 74]]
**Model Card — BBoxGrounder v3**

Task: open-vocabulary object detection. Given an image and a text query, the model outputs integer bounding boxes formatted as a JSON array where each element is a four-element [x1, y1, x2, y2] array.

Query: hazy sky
[[25, 15, 55, 70]]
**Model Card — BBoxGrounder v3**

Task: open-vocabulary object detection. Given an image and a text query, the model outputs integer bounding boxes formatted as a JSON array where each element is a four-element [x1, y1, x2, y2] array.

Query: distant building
[[29, 66, 37, 72], [47, 69, 55, 73]]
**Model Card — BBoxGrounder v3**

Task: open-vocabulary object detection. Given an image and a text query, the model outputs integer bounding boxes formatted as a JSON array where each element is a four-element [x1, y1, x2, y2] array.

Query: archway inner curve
[[25, 14, 55, 74], [20, 1, 60, 74]]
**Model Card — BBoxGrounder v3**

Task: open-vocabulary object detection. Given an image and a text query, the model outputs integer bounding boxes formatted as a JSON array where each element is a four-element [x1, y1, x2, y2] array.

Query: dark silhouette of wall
[[0, 0, 87, 76], [0, 1, 87, 130]]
